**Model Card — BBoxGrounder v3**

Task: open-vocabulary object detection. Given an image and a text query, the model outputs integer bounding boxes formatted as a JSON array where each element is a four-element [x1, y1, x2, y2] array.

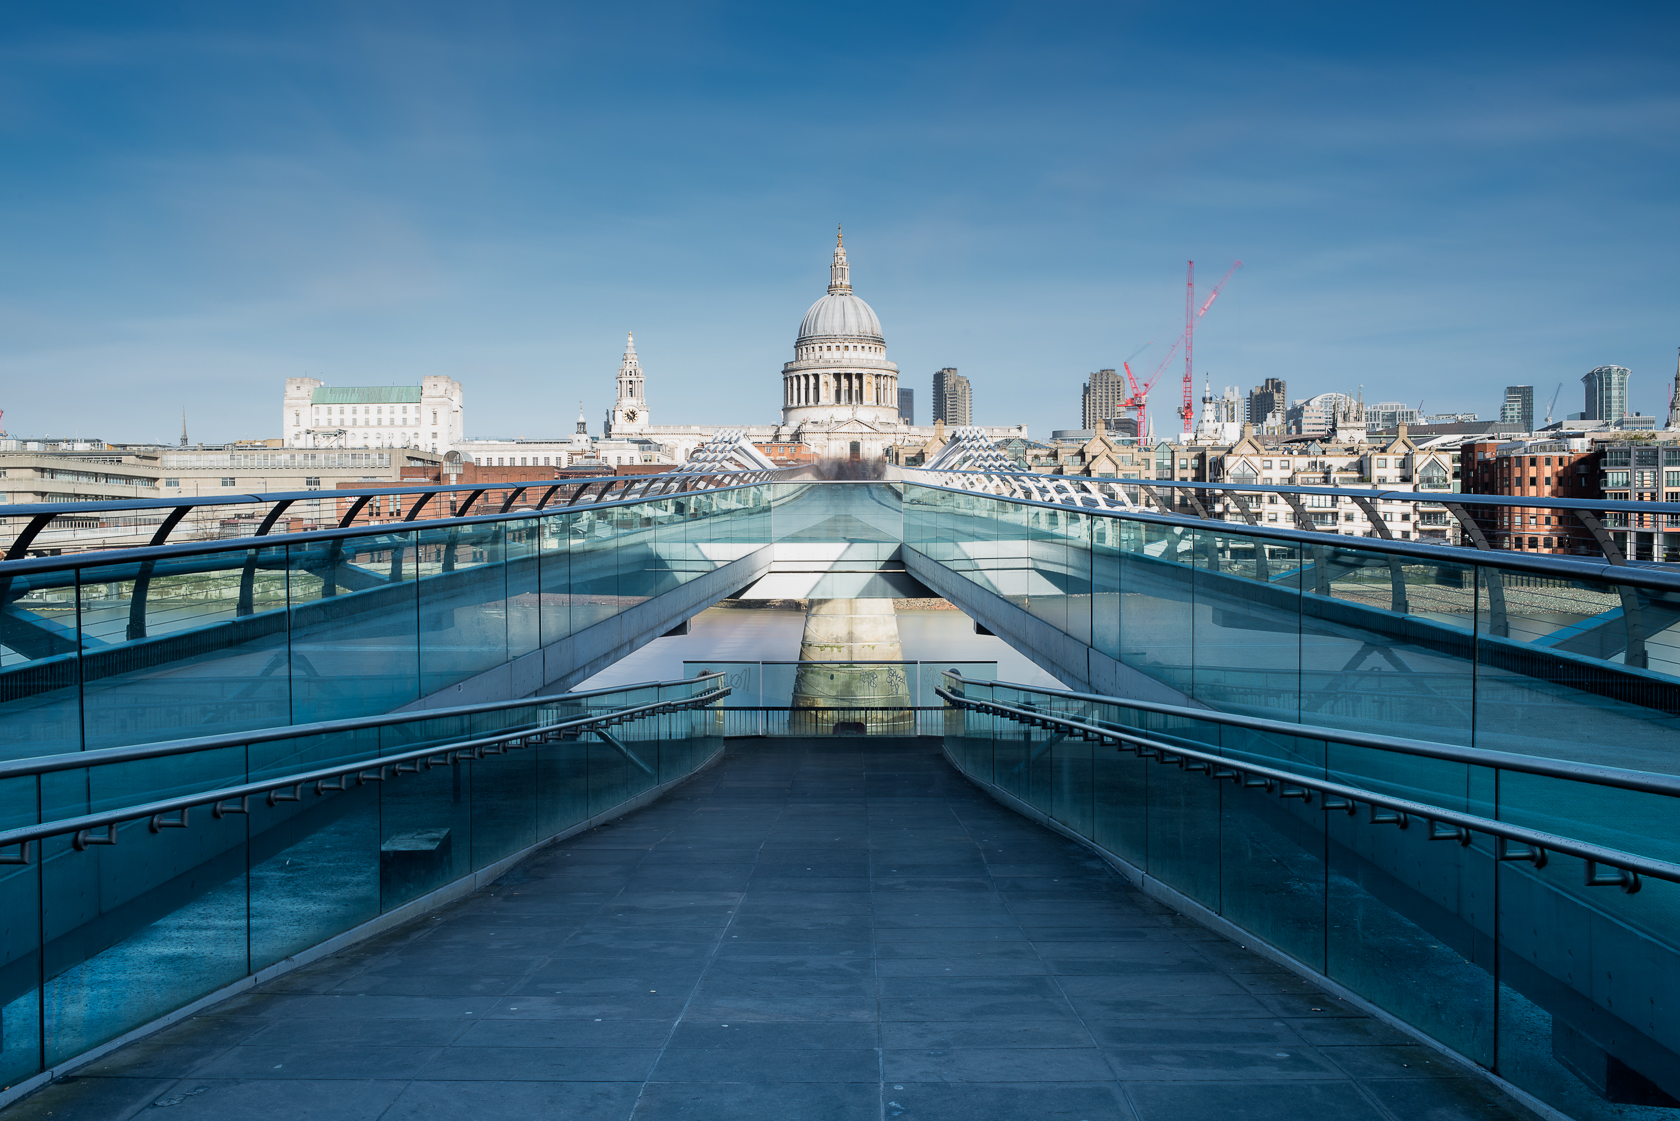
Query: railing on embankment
[[901, 476, 1680, 776], [938, 672, 1680, 1119], [0, 674, 729, 1104]]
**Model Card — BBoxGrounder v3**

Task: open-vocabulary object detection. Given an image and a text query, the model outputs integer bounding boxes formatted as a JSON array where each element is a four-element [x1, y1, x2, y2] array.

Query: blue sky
[[1, 1, 1676, 442]]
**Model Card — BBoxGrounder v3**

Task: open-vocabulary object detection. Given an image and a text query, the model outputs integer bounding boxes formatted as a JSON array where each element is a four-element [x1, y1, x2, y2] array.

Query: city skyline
[[0, 2, 1675, 443]]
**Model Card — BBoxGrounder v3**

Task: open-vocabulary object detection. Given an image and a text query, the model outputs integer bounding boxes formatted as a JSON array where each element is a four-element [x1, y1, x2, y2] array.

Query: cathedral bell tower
[[609, 332, 650, 435]]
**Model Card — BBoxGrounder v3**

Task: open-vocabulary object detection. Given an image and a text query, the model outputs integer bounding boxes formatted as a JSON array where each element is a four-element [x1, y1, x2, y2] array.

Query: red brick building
[[1462, 438, 1601, 555]]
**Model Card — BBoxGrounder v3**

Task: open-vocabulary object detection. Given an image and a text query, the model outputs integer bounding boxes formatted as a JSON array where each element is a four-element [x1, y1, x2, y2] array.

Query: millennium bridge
[[0, 458, 1676, 1121]]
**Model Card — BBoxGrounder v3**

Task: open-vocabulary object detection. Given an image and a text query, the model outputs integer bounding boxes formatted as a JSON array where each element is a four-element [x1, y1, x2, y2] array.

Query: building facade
[[283, 377, 464, 453], [1286, 392, 1357, 437], [897, 388, 914, 425], [1583, 365, 1630, 424], [607, 333, 651, 436], [1463, 437, 1600, 556], [1081, 368, 1126, 432], [779, 230, 900, 430], [933, 368, 972, 426], [1246, 378, 1286, 430], [1500, 385, 1534, 432]]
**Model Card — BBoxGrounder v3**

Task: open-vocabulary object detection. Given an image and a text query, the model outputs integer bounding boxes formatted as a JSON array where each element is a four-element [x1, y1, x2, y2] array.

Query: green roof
[[310, 386, 422, 405]]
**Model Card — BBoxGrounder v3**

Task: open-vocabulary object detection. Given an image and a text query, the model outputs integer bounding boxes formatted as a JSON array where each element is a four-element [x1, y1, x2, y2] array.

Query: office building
[[933, 368, 972, 427], [1365, 402, 1421, 431], [1081, 368, 1127, 431], [898, 388, 914, 425], [1583, 365, 1630, 424], [1500, 386, 1534, 432], [1245, 378, 1287, 429]]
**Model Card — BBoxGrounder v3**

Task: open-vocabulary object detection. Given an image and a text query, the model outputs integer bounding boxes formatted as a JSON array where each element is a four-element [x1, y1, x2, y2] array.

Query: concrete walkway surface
[[5, 737, 1538, 1121]]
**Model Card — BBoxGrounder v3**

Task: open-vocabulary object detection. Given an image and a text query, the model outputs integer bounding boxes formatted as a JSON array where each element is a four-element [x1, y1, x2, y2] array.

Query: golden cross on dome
[[837, 224, 843, 248]]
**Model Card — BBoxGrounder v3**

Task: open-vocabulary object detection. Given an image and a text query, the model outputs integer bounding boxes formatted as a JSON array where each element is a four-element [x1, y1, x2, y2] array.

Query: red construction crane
[[1118, 360, 1156, 437], [1174, 259, 1243, 432]]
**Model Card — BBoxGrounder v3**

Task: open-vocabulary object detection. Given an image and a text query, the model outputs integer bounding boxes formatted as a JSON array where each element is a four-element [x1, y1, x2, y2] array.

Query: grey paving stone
[[629, 1080, 879, 1120], [123, 1079, 408, 1120], [1316, 1043, 1466, 1079], [455, 1018, 674, 1048], [192, 1042, 442, 1080], [417, 1044, 662, 1081], [380, 1079, 641, 1121], [0, 1076, 179, 1121], [881, 1020, 1096, 1049], [1123, 1080, 1375, 1120], [883, 1081, 1137, 1120], [884, 1046, 1117, 1082], [650, 1047, 880, 1082], [1361, 1076, 1541, 1120]]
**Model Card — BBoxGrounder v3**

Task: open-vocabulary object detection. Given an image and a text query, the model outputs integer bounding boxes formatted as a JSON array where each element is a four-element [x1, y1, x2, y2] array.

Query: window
[[304, 477, 320, 487], [1266, 512, 1278, 522], [1376, 458, 1387, 468], [164, 478, 180, 487], [1261, 460, 1272, 469], [221, 477, 236, 487]]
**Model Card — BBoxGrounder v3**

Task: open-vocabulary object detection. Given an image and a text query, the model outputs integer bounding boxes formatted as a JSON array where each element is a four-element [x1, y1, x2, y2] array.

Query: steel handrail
[[0, 473, 794, 576], [901, 475, 1680, 590], [0, 685, 731, 864], [939, 673, 1680, 798], [937, 686, 1677, 892], [0, 672, 726, 782], [919, 467, 1680, 517], [0, 468, 791, 521]]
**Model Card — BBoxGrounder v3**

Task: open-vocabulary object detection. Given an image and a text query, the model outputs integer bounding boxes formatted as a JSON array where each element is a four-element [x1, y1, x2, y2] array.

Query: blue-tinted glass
[[288, 532, 419, 722], [0, 566, 81, 760], [77, 546, 291, 751], [505, 516, 541, 660], [538, 512, 571, 647], [419, 521, 506, 696]]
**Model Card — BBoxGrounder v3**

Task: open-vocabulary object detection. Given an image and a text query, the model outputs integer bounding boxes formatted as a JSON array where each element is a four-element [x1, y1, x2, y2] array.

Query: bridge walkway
[[8, 738, 1533, 1121]]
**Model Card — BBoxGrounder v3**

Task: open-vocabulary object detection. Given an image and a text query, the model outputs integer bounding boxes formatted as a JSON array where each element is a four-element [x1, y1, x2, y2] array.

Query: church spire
[[829, 226, 851, 294]]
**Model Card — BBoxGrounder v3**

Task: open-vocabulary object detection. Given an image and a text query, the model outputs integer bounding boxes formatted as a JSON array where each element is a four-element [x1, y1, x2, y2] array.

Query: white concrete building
[[283, 376, 464, 453]]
